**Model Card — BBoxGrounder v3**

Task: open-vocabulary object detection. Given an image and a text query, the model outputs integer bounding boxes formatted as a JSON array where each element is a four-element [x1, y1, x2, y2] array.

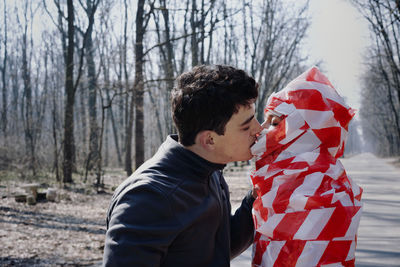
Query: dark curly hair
[[172, 65, 259, 146]]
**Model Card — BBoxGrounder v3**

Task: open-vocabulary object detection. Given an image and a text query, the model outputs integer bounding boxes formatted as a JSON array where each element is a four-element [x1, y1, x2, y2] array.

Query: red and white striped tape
[[251, 67, 363, 267]]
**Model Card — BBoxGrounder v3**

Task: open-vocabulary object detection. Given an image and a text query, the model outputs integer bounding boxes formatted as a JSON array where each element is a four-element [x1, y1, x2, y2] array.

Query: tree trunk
[[134, 0, 146, 171], [1, 0, 7, 136], [79, 84, 87, 152], [160, 0, 175, 134], [190, 0, 198, 67], [179, 0, 190, 74], [125, 0, 150, 175], [107, 90, 122, 165], [199, 0, 205, 64], [21, 10, 35, 176], [10, 53, 19, 134], [125, 90, 134, 175], [122, 0, 129, 165], [104, 107, 109, 167], [52, 81, 60, 182], [63, 0, 75, 183], [85, 0, 99, 174]]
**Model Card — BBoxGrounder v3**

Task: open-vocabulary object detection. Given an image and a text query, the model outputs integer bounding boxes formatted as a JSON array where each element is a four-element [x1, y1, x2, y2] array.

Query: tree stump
[[14, 194, 27, 203], [46, 188, 57, 202], [21, 183, 39, 201], [26, 194, 36, 205]]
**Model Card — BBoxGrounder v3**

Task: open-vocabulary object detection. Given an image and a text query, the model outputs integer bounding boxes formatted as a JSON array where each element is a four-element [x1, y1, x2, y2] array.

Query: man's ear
[[197, 130, 215, 151]]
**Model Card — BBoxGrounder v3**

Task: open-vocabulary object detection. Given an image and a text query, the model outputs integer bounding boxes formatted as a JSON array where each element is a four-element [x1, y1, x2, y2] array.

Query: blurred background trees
[[0, 0, 398, 185], [351, 0, 400, 156]]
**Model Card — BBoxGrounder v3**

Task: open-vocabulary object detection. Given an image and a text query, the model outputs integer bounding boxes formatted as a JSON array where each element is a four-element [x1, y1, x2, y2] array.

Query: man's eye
[[242, 127, 250, 131]]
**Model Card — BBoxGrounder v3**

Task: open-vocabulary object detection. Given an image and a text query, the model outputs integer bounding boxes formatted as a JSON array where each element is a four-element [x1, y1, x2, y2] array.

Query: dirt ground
[[2, 155, 399, 267], [0, 165, 252, 267], [1, 186, 110, 266]]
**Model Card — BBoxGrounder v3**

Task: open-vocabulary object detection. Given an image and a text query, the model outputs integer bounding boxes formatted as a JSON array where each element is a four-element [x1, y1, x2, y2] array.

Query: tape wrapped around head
[[252, 66, 355, 162], [250, 67, 362, 267]]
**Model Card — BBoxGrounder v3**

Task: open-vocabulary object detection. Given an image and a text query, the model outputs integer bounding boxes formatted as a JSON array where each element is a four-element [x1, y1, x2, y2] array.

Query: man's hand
[[252, 185, 259, 199]]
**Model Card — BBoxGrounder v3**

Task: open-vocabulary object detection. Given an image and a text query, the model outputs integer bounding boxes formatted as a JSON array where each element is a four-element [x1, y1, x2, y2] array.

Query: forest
[[0, 0, 398, 187]]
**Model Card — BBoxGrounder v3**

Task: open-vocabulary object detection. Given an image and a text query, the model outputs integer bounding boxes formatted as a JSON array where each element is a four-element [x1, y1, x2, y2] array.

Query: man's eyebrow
[[240, 115, 254, 126]]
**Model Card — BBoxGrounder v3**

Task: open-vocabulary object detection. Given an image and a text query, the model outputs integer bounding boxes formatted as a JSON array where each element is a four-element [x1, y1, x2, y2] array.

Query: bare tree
[[98, 1, 123, 167], [190, 0, 199, 66], [121, 0, 130, 160], [0, 0, 316, 181], [190, 0, 217, 66], [18, 1, 37, 175], [352, 0, 400, 155], [53, 0, 99, 183], [0, 0, 7, 137], [80, 0, 101, 179], [8, 47, 20, 136], [125, 0, 154, 175], [248, 0, 310, 122], [179, 1, 190, 74], [159, 0, 175, 134], [360, 47, 400, 156], [151, 0, 177, 140], [62, 0, 76, 183]]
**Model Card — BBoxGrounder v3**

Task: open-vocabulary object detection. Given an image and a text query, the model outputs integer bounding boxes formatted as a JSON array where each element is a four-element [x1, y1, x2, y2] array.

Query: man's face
[[212, 103, 263, 163]]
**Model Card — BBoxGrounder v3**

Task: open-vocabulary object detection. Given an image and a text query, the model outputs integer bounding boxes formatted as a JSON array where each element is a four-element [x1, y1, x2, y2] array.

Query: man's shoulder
[[112, 172, 175, 203], [109, 157, 193, 211]]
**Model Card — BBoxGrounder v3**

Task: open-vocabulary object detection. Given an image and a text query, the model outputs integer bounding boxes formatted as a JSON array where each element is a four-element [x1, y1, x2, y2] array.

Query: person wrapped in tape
[[250, 67, 363, 267]]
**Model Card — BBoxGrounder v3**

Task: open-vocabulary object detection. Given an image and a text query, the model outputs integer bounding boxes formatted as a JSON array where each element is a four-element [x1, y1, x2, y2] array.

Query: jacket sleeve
[[102, 183, 180, 267], [229, 188, 255, 259]]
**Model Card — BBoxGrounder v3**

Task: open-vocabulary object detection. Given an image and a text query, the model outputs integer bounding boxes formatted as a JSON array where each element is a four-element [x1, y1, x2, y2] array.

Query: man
[[103, 65, 263, 266]]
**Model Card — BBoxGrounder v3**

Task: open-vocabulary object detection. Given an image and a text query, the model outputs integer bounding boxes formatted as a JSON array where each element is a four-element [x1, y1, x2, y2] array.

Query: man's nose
[[252, 120, 263, 135]]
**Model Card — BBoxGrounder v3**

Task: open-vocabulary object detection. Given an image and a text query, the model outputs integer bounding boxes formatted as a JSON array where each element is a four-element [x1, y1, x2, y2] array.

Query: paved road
[[230, 153, 400, 267]]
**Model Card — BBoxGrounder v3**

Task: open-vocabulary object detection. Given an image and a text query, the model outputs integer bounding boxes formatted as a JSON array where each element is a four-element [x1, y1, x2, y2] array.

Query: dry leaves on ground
[[0, 183, 111, 267], [0, 165, 252, 267]]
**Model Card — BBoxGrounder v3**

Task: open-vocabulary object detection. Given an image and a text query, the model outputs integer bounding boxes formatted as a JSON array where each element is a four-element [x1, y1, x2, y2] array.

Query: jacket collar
[[160, 135, 226, 182]]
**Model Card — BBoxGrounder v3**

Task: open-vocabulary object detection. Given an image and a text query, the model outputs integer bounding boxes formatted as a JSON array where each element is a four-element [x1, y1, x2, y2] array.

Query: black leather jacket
[[103, 135, 255, 267]]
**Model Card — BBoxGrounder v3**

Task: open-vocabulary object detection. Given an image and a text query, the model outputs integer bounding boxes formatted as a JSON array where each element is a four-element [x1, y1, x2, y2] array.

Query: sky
[[304, 0, 371, 110]]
